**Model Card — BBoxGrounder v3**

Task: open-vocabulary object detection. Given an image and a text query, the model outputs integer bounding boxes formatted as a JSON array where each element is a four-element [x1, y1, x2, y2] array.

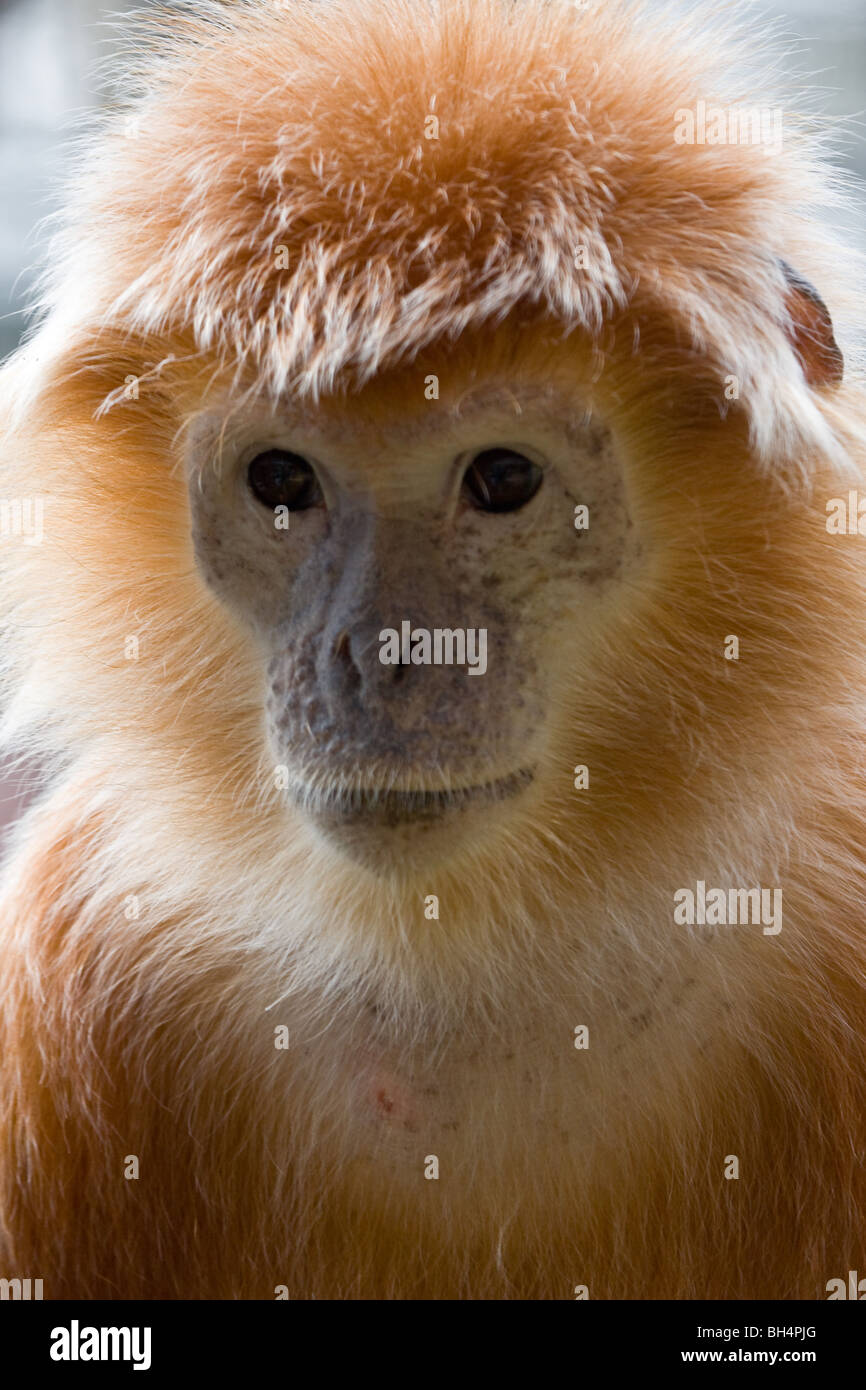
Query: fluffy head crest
[[4, 0, 861, 472]]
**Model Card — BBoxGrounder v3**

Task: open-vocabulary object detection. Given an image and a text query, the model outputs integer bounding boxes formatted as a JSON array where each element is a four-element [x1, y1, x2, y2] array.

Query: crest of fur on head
[[0, 0, 865, 1300]]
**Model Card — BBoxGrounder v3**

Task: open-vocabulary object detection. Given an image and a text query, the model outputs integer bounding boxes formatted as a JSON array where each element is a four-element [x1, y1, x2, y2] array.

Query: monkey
[[0, 0, 864, 1300]]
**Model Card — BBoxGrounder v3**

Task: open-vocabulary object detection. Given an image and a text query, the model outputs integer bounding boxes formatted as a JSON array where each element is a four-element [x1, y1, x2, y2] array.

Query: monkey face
[[186, 370, 643, 871]]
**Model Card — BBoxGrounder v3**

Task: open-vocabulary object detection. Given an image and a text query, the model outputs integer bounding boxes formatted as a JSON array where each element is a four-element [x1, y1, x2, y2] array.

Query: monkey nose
[[327, 624, 406, 707]]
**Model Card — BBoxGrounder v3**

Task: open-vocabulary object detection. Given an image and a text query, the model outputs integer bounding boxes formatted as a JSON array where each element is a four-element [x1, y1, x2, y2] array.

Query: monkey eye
[[247, 449, 322, 511], [462, 448, 543, 513]]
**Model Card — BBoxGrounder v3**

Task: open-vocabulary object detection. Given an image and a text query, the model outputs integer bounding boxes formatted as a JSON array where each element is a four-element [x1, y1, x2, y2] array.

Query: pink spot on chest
[[366, 1067, 420, 1132]]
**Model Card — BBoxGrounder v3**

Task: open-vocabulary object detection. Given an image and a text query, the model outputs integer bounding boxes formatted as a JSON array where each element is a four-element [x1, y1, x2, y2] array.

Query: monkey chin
[[295, 767, 536, 875]]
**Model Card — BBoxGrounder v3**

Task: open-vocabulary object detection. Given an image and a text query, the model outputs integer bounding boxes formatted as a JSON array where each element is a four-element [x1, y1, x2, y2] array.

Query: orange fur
[[0, 0, 865, 1298]]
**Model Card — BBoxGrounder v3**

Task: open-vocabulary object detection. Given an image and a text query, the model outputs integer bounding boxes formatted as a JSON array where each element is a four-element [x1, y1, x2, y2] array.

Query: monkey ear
[[779, 260, 844, 388]]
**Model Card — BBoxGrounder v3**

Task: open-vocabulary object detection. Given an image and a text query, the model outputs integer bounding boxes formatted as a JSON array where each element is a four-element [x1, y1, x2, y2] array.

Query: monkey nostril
[[333, 628, 362, 696], [392, 662, 409, 685]]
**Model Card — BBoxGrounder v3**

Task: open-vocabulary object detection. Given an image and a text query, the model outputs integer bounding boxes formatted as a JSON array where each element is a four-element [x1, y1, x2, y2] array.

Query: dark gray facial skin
[[185, 380, 642, 871]]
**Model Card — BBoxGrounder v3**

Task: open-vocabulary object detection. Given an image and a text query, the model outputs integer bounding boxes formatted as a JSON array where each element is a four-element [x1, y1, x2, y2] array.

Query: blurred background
[[0, 0, 864, 838]]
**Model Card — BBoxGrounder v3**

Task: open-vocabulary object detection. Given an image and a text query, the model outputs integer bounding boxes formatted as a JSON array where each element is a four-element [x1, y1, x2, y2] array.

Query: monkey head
[[184, 342, 641, 871]]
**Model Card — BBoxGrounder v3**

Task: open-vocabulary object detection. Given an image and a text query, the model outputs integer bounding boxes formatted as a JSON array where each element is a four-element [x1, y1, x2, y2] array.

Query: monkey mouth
[[294, 768, 535, 827]]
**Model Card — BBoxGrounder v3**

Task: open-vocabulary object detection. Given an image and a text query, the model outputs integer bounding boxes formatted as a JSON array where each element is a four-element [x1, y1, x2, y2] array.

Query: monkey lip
[[297, 768, 535, 826]]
